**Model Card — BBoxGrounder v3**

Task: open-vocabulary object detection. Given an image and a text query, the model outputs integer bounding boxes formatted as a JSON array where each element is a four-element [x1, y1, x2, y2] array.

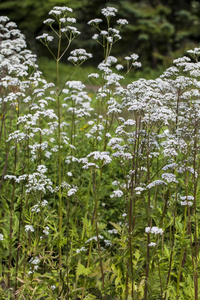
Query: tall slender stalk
[[56, 24, 63, 275], [176, 206, 187, 297], [144, 131, 151, 300], [164, 188, 177, 300], [8, 105, 15, 288], [192, 122, 198, 300]]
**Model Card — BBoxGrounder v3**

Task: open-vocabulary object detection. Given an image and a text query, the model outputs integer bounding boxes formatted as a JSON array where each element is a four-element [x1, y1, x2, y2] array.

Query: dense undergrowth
[[1, 6, 200, 300]]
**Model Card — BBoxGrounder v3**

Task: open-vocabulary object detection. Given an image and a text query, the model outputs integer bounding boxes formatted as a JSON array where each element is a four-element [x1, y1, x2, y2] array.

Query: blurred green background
[[1, 0, 200, 81]]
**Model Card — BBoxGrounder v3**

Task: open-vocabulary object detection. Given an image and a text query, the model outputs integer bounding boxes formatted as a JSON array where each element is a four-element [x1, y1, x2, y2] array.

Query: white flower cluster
[[68, 49, 92, 66], [49, 6, 73, 16], [180, 195, 194, 206], [104, 240, 112, 246], [89, 8, 128, 47], [43, 226, 50, 235], [135, 187, 146, 195], [101, 7, 118, 18], [148, 242, 156, 247], [31, 204, 40, 213], [88, 18, 103, 26], [85, 235, 104, 243], [67, 186, 78, 196], [145, 226, 164, 235], [64, 80, 93, 118], [147, 180, 166, 189], [124, 53, 142, 69], [25, 225, 34, 233], [110, 189, 123, 198], [76, 246, 86, 253], [25, 165, 53, 194], [28, 256, 40, 274], [87, 151, 112, 165], [51, 285, 56, 290], [36, 33, 54, 43], [117, 19, 129, 26], [0, 16, 38, 81], [88, 73, 99, 79], [161, 173, 178, 183]]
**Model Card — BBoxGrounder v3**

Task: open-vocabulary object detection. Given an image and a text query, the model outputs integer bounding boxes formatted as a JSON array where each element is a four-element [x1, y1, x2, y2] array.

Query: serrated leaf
[[109, 221, 121, 233]]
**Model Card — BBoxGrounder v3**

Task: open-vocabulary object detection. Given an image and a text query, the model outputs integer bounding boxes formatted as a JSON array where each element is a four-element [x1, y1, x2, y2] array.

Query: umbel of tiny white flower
[[25, 225, 34, 232], [145, 226, 164, 235], [68, 49, 92, 66], [37, 6, 80, 61], [88, 7, 128, 56], [101, 7, 118, 18]]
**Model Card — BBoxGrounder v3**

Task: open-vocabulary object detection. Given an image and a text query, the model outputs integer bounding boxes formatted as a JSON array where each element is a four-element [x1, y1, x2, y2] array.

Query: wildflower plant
[[1, 5, 200, 300]]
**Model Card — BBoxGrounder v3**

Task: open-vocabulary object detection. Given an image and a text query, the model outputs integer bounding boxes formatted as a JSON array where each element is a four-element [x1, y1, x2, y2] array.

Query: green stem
[[176, 206, 187, 297], [56, 23, 63, 280], [144, 131, 151, 300]]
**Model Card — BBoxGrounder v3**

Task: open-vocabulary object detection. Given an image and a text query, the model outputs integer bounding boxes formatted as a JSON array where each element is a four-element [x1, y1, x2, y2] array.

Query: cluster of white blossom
[[25, 165, 53, 194], [68, 49, 92, 66], [179, 195, 194, 206], [25, 225, 35, 233], [145, 226, 164, 235], [28, 256, 40, 274], [76, 246, 87, 254], [63, 81, 93, 118], [110, 189, 123, 198], [85, 235, 104, 244]]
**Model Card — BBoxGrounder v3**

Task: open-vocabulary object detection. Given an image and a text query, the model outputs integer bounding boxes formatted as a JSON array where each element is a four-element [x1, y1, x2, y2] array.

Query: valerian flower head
[[43, 18, 54, 25], [92, 34, 99, 40], [31, 204, 40, 213], [187, 47, 200, 56], [148, 242, 156, 247], [67, 17, 76, 23], [29, 256, 40, 265], [76, 246, 87, 253], [67, 186, 78, 196], [87, 151, 112, 165], [36, 33, 54, 43], [180, 196, 194, 206], [180, 201, 193, 206], [100, 30, 108, 36], [145, 226, 163, 235], [66, 26, 80, 35], [0, 16, 9, 23], [117, 19, 129, 26], [66, 80, 85, 91], [49, 6, 73, 16], [68, 49, 92, 66], [147, 180, 167, 189], [88, 18, 103, 25], [110, 189, 123, 198], [88, 73, 99, 78], [51, 285, 56, 290], [25, 225, 34, 232], [101, 7, 118, 18], [43, 226, 50, 235], [161, 173, 178, 183], [116, 64, 124, 71]]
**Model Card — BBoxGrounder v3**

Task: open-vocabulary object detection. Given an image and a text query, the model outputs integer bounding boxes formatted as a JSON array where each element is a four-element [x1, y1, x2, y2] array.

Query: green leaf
[[76, 263, 91, 276], [109, 221, 121, 233]]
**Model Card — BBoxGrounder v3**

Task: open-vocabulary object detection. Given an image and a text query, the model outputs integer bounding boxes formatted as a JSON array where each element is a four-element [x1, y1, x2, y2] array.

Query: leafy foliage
[[1, 5, 200, 300]]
